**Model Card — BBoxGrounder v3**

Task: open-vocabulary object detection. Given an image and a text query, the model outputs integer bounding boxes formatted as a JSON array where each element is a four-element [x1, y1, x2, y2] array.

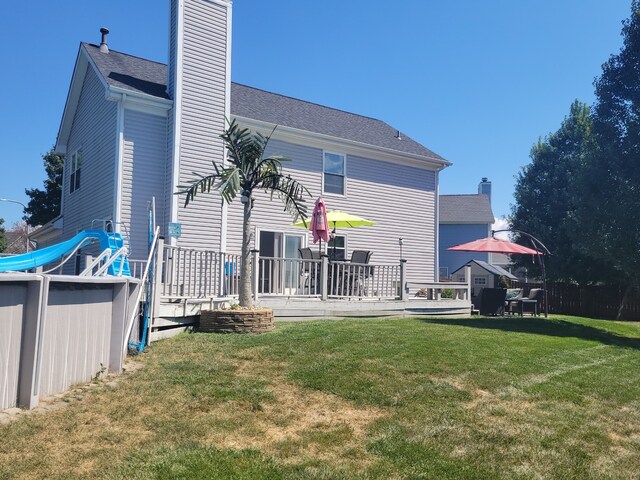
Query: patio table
[[519, 299, 538, 316]]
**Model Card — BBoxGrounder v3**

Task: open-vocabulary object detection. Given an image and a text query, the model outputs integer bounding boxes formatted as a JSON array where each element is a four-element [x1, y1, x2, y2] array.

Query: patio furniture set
[[478, 287, 544, 316]]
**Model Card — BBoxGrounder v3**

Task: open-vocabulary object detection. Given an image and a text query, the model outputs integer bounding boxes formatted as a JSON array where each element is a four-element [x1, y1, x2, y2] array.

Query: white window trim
[[322, 150, 347, 197]]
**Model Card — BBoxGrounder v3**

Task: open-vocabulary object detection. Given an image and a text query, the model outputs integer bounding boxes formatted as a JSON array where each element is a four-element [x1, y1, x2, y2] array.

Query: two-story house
[[36, 0, 451, 286]]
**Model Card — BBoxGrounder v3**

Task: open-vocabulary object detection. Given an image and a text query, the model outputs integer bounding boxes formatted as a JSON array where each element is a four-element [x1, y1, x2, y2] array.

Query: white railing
[[405, 281, 470, 301], [149, 243, 471, 304], [327, 261, 400, 299], [128, 259, 147, 279], [160, 245, 240, 298], [257, 257, 401, 300], [258, 257, 322, 297]]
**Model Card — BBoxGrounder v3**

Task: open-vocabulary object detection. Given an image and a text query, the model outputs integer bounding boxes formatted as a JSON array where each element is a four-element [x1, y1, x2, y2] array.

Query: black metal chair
[[518, 288, 544, 316], [348, 250, 373, 296], [478, 287, 507, 316], [298, 248, 318, 291]]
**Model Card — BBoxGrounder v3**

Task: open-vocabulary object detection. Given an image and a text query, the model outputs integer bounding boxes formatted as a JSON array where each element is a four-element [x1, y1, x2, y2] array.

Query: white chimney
[[167, 0, 232, 251]]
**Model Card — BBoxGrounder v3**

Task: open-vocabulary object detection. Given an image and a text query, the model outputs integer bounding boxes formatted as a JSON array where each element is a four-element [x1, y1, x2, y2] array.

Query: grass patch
[[1, 315, 640, 478]]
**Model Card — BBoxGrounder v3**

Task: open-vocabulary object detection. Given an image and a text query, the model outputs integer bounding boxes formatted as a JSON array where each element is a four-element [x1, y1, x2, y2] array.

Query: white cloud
[[491, 217, 511, 240]]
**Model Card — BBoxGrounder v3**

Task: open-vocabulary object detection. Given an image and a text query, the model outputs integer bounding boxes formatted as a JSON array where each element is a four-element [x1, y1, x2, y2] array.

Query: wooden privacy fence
[[520, 282, 640, 320]]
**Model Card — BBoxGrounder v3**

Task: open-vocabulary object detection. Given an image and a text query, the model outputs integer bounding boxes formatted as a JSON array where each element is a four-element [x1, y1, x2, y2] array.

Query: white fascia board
[[233, 115, 451, 171], [106, 86, 172, 115], [55, 45, 93, 154]]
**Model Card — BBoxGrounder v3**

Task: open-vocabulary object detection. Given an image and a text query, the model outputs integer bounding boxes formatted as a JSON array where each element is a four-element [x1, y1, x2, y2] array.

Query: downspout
[[434, 168, 440, 282]]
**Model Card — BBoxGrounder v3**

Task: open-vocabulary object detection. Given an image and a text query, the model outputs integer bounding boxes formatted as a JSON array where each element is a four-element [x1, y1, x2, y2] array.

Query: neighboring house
[[451, 259, 517, 298], [438, 178, 495, 280], [34, 0, 451, 284]]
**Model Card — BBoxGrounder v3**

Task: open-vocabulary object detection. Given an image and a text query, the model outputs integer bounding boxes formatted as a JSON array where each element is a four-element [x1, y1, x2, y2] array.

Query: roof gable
[[439, 194, 494, 224]]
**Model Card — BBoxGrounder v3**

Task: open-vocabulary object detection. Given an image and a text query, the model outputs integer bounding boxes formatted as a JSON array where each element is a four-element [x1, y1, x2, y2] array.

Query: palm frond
[[259, 173, 311, 222]]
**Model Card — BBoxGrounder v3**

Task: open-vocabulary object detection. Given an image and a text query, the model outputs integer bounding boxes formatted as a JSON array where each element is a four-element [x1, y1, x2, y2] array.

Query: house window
[[328, 235, 346, 260], [323, 152, 345, 195], [70, 149, 82, 193], [474, 277, 487, 286]]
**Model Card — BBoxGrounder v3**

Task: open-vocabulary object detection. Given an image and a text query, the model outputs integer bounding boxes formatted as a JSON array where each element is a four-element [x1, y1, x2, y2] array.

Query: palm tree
[[179, 119, 310, 307]]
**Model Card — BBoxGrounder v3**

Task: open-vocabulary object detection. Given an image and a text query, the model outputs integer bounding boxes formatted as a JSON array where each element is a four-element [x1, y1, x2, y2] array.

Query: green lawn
[[2, 315, 640, 479]]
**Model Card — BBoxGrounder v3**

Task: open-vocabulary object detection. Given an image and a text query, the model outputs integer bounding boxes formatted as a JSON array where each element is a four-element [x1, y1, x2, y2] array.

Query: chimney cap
[[99, 27, 110, 53], [481, 177, 489, 182]]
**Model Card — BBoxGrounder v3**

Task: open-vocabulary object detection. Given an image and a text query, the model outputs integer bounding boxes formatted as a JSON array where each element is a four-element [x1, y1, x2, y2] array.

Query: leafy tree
[[25, 148, 63, 227], [510, 101, 613, 283], [179, 120, 310, 307], [573, 1, 640, 287], [0, 218, 7, 253]]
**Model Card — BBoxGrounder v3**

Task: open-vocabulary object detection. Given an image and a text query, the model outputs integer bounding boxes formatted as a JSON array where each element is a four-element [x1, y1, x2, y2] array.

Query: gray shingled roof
[[83, 43, 447, 162], [439, 194, 494, 224], [83, 43, 169, 99]]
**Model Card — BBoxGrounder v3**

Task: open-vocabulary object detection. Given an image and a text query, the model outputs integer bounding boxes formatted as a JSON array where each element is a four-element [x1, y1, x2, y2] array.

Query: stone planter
[[199, 308, 274, 334]]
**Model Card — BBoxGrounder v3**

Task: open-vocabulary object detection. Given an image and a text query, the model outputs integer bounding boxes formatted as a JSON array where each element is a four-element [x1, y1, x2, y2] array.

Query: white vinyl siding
[[170, 0, 230, 251], [122, 109, 169, 259], [60, 66, 117, 267], [225, 137, 438, 284]]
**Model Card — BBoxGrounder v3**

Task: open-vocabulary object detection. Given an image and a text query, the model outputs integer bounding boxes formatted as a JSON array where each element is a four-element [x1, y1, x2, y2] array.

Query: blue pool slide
[[0, 230, 131, 276]]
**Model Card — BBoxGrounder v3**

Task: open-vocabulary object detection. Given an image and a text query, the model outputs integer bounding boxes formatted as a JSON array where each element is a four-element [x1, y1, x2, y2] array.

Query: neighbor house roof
[[452, 260, 518, 281], [81, 43, 447, 162], [439, 194, 494, 224]]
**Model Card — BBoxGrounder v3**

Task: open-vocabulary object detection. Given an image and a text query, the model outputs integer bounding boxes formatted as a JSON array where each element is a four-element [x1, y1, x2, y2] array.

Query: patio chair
[[478, 287, 507, 316], [348, 250, 373, 296], [298, 248, 318, 291], [504, 288, 523, 314], [518, 288, 544, 316]]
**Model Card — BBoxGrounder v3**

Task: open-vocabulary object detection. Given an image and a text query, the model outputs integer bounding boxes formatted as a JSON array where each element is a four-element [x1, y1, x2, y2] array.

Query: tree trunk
[[238, 199, 253, 307]]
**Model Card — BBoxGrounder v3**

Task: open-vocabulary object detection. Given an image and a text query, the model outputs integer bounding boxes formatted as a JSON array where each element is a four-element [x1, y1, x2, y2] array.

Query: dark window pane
[[324, 173, 344, 194]]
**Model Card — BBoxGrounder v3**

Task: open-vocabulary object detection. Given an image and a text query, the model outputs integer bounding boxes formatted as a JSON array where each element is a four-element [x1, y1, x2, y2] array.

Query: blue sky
[[0, 0, 631, 228]]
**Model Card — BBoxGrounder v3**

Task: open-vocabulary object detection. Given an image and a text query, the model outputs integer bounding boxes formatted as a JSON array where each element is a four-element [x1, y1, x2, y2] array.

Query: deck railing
[[159, 245, 240, 298], [146, 242, 471, 303]]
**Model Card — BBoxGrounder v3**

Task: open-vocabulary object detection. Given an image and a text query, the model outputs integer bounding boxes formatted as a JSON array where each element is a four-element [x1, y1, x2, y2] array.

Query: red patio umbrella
[[447, 233, 549, 317], [447, 237, 542, 255], [311, 197, 329, 253]]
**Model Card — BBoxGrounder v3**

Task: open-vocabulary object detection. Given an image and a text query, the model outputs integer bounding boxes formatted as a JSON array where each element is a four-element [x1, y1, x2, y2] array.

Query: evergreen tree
[[511, 101, 613, 283], [574, 1, 640, 285], [25, 148, 63, 227]]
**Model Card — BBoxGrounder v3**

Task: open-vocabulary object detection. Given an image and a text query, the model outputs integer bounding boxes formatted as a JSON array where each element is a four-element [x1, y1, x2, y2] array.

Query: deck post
[[251, 249, 260, 301], [399, 259, 408, 300], [320, 254, 328, 301], [465, 264, 472, 301], [218, 253, 226, 297], [152, 237, 164, 322]]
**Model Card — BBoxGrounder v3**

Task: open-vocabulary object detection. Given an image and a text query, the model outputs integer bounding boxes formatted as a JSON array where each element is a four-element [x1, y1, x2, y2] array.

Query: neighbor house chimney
[[478, 177, 491, 201], [99, 27, 110, 53]]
